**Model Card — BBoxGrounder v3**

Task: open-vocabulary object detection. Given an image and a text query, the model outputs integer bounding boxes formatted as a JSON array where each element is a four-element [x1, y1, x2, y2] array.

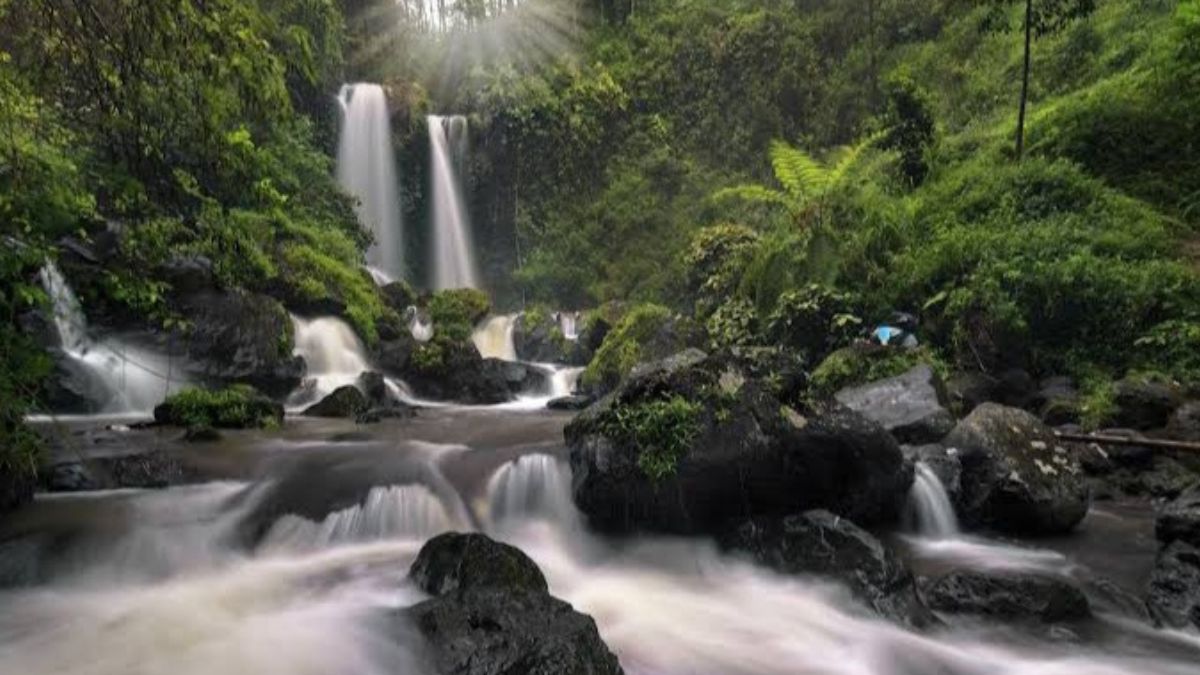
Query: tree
[[983, 0, 1096, 160]]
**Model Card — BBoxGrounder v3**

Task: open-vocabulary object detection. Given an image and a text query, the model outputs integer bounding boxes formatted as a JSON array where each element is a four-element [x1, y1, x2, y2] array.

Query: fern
[[711, 184, 791, 208], [769, 140, 831, 200]]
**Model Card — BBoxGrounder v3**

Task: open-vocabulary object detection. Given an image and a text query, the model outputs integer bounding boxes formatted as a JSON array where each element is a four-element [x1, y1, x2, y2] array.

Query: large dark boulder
[[945, 371, 999, 416], [302, 385, 369, 418], [403, 339, 511, 404], [943, 403, 1089, 535], [548, 395, 594, 411], [177, 290, 304, 397], [402, 533, 623, 675], [1166, 401, 1200, 441], [153, 385, 284, 429], [1031, 376, 1082, 426], [1112, 376, 1183, 431], [925, 570, 1090, 623], [41, 450, 201, 492], [1157, 484, 1200, 549], [374, 332, 417, 375], [834, 364, 954, 444], [514, 311, 574, 364], [566, 350, 912, 535], [720, 510, 934, 627], [1146, 540, 1200, 630]]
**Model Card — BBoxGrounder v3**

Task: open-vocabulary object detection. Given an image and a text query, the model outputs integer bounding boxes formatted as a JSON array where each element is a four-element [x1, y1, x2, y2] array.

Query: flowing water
[[905, 462, 959, 538], [471, 314, 517, 360], [5, 409, 1200, 675], [37, 261, 187, 414], [428, 115, 479, 290], [406, 306, 434, 342], [337, 84, 404, 281], [287, 315, 373, 409], [558, 310, 580, 341]]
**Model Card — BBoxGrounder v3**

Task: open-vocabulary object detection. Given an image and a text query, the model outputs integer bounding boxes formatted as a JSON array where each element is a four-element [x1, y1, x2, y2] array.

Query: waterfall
[[38, 261, 186, 414], [337, 84, 404, 281], [487, 454, 581, 530], [558, 311, 580, 341], [260, 484, 460, 553], [906, 461, 960, 538], [405, 306, 433, 343], [288, 315, 371, 408], [546, 366, 583, 398], [428, 115, 480, 290], [472, 314, 517, 360]]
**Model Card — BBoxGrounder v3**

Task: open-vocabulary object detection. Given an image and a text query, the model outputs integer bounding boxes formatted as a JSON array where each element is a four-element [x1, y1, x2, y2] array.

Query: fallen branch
[[1054, 431, 1200, 453]]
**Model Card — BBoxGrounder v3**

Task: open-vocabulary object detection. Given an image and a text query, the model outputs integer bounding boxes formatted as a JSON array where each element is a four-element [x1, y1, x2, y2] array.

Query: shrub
[[684, 223, 760, 317], [600, 395, 703, 481], [706, 298, 760, 351], [154, 385, 283, 429], [583, 303, 684, 391], [765, 283, 862, 363], [429, 289, 492, 342]]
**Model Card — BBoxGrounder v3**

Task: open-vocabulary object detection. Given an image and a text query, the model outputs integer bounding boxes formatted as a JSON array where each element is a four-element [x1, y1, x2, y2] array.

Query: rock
[[1032, 376, 1082, 426], [489, 359, 549, 396], [40, 462, 100, 491], [943, 403, 1089, 535], [945, 371, 1000, 416], [835, 365, 954, 444], [1112, 376, 1183, 431], [379, 281, 418, 313], [1166, 401, 1200, 441], [1146, 540, 1200, 630], [157, 255, 214, 294], [566, 350, 911, 535], [1095, 429, 1156, 470], [402, 339, 511, 404], [403, 534, 623, 675], [514, 311, 573, 364], [42, 451, 200, 492], [374, 331, 417, 376], [177, 290, 304, 397], [154, 385, 284, 429], [358, 371, 389, 407], [726, 346, 809, 406], [995, 369, 1036, 408], [355, 406, 415, 424], [926, 570, 1090, 622], [183, 425, 222, 442], [1157, 484, 1200, 549], [410, 532, 548, 595], [720, 510, 935, 627], [0, 467, 35, 516], [548, 395, 594, 411], [302, 385, 369, 418]]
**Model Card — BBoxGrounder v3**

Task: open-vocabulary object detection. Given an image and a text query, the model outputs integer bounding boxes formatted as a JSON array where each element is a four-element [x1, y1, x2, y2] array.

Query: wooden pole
[[1054, 431, 1200, 453]]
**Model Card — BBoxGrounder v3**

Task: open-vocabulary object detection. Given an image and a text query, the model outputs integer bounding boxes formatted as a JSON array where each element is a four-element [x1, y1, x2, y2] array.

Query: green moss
[[1079, 376, 1117, 430], [155, 385, 282, 429], [810, 345, 948, 399], [429, 289, 492, 342], [599, 395, 703, 481], [583, 303, 675, 390]]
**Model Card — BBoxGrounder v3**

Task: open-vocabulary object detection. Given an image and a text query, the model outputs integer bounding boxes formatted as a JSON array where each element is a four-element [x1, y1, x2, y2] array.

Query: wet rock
[[183, 425, 222, 442], [358, 371, 389, 407], [995, 369, 1036, 409], [720, 510, 935, 628], [374, 333, 416, 375], [1096, 429, 1156, 470], [303, 386, 369, 418], [40, 462, 100, 491], [548, 395, 593, 411], [42, 451, 201, 492], [944, 403, 1090, 535], [410, 532, 549, 595], [1157, 483, 1200, 549], [1112, 377, 1183, 431], [489, 359, 549, 396], [154, 385, 284, 429], [1166, 401, 1200, 441], [945, 371, 999, 416], [1032, 376, 1082, 426], [1082, 576, 1151, 623], [514, 311, 574, 364], [403, 340, 511, 405], [926, 570, 1090, 622], [177, 290, 304, 397], [355, 406, 415, 424], [1146, 540, 1200, 630], [403, 533, 623, 675], [157, 255, 214, 294], [567, 350, 911, 535], [835, 365, 954, 444]]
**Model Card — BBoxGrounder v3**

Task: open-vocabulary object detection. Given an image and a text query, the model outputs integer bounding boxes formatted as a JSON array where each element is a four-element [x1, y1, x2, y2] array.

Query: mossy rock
[[153, 385, 283, 429], [410, 532, 549, 595], [301, 385, 369, 418], [810, 344, 947, 400], [582, 303, 700, 394], [429, 289, 491, 342]]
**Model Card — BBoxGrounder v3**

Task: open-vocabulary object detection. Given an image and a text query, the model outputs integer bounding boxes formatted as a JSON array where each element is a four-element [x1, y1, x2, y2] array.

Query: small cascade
[[428, 115, 480, 290], [472, 314, 517, 361], [906, 461, 960, 538], [38, 261, 186, 414], [259, 484, 460, 553], [557, 311, 580, 341], [405, 305, 433, 343], [546, 366, 583, 398], [288, 315, 371, 408], [337, 83, 404, 281], [486, 454, 580, 530]]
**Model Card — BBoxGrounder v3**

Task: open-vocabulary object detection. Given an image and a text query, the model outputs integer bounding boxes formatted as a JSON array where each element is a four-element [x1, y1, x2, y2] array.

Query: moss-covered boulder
[[810, 343, 947, 400], [153, 385, 283, 429], [410, 532, 548, 595], [581, 303, 701, 394], [943, 403, 1090, 535], [566, 350, 911, 535], [401, 335, 511, 404], [429, 289, 491, 341], [513, 305, 575, 364], [301, 385, 369, 418]]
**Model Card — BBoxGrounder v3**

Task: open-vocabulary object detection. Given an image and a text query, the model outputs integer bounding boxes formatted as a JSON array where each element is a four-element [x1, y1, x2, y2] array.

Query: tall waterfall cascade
[[337, 83, 404, 281], [472, 314, 517, 360], [428, 115, 480, 290], [906, 461, 960, 538], [38, 261, 186, 414], [288, 315, 373, 408]]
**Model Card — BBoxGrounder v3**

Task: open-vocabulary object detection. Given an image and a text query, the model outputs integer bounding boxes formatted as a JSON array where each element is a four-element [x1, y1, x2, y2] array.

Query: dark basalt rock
[[41, 450, 201, 492], [358, 371, 389, 407], [943, 403, 1089, 535], [1166, 401, 1200, 442], [567, 350, 911, 535], [302, 385, 369, 418], [1032, 376, 1082, 426], [926, 570, 1091, 623], [356, 406, 415, 424], [402, 340, 512, 405], [402, 533, 623, 675], [945, 371, 1000, 416], [835, 364, 954, 444], [1112, 377, 1183, 431], [514, 312, 576, 364], [1157, 483, 1200, 549], [720, 510, 935, 628], [410, 532, 548, 595], [548, 395, 594, 411], [1146, 540, 1200, 630]]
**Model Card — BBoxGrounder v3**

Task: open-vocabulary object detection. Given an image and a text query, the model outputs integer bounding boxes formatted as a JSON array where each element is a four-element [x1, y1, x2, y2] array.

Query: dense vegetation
[[2, 0, 1199, 485]]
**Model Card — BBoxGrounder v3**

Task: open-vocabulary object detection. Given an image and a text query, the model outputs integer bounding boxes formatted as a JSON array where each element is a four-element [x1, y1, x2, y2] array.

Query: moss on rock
[[154, 385, 283, 429]]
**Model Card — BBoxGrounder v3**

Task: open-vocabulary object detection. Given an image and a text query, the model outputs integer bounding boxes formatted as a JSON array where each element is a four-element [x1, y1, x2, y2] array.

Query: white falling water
[[260, 484, 460, 553], [428, 115, 480, 290], [472, 314, 517, 360], [38, 261, 186, 414], [287, 315, 371, 409], [337, 84, 404, 281], [487, 454, 581, 531], [906, 461, 960, 538], [558, 311, 580, 341], [405, 306, 434, 342]]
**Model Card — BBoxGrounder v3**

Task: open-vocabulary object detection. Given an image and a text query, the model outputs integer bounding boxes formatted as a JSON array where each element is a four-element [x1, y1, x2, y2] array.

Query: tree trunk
[[1016, 0, 1033, 161]]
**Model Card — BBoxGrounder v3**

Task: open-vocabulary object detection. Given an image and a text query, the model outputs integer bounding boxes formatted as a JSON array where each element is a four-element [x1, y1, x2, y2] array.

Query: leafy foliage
[[600, 395, 703, 481], [583, 303, 683, 391], [154, 385, 282, 429]]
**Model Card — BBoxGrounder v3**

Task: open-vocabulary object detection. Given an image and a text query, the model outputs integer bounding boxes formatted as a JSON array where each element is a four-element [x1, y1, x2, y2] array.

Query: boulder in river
[[41, 450, 200, 492], [401, 338, 512, 404], [154, 385, 283, 429], [302, 385, 369, 418], [1031, 376, 1082, 426], [943, 403, 1089, 535], [925, 570, 1091, 623], [548, 395, 594, 411], [402, 532, 623, 675], [720, 510, 935, 628], [834, 364, 954, 444], [514, 309, 575, 364], [566, 350, 912, 535], [1146, 540, 1200, 630], [1112, 376, 1183, 431], [1157, 483, 1200, 549]]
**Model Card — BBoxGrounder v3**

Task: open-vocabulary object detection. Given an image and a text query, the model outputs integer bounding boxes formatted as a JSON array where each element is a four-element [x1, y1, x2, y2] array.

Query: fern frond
[[769, 140, 830, 200], [827, 131, 884, 188], [711, 184, 791, 208]]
